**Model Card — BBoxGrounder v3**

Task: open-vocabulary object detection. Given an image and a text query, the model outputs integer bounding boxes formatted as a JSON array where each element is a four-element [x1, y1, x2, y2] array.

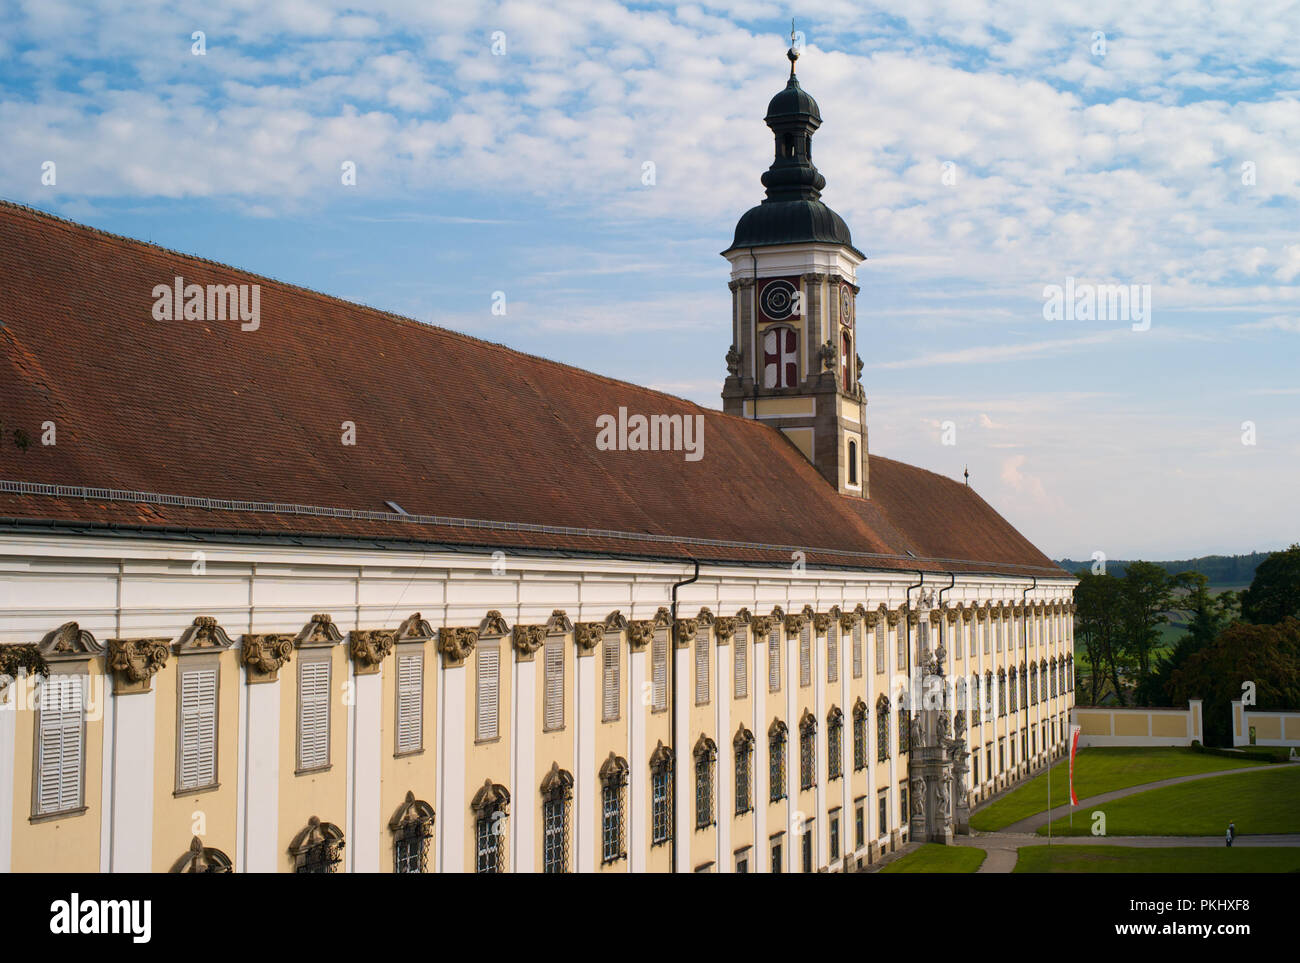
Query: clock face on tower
[[839, 282, 854, 325], [760, 278, 800, 322]]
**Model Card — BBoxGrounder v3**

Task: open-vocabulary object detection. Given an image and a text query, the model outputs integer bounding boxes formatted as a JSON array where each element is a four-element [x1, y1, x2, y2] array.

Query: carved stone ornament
[[784, 613, 807, 635], [627, 621, 656, 651], [38, 622, 103, 663], [242, 634, 294, 683], [733, 607, 753, 624], [349, 629, 396, 676], [599, 752, 630, 786], [817, 339, 836, 371], [297, 613, 343, 648], [885, 608, 901, 626], [480, 610, 510, 637], [174, 616, 236, 654], [674, 619, 698, 648], [289, 816, 345, 870], [734, 724, 755, 750], [172, 836, 232, 874], [838, 613, 856, 632], [106, 637, 171, 694], [725, 344, 742, 378], [750, 615, 774, 637], [713, 617, 737, 645], [388, 790, 436, 834], [575, 622, 604, 654], [511, 624, 545, 661], [769, 605, 786, 621], [440, 626, 479, 667], [540, 762, 574, 800], [470, 779, 510, 816], [695, 607, 716, 626], [546, 610, 574, 634], [813, 612, 832, 633], [603, 610, 630, 632]]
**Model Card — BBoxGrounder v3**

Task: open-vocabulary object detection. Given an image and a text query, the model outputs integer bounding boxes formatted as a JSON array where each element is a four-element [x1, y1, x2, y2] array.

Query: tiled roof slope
[[0, 201, 1068, 579]]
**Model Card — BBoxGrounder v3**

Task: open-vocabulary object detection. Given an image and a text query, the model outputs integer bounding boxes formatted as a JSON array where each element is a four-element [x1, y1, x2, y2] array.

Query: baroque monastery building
[[0, 48, 1076, 874]]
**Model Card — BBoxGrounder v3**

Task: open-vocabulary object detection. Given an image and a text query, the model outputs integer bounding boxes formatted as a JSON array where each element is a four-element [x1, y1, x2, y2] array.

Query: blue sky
[[2, 0, 1298, 560]]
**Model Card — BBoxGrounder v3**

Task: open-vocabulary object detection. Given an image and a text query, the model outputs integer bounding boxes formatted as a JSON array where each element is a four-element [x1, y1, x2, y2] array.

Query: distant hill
[[1054, 552, 1272, 587]]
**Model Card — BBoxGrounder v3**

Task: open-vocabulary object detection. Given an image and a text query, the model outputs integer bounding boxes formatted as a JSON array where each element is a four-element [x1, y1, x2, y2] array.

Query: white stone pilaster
[[513, 657, 536, 873], [242, 677, 279, 873], [439, 661, 466, 873], [350, 669, 382, 873]]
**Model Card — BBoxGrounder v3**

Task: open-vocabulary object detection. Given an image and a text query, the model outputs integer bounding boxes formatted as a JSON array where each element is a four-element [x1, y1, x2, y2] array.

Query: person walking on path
[[1226, 822, 1236, 847]]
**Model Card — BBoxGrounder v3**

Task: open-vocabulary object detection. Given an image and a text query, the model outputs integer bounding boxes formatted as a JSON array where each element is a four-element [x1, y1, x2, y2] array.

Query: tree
[[1074, 571, 1128, 705], [1119, 562, 1174, 704], [1240, 544, 1300, 625], [1145, 573, 1237, 706], [1169, 617, 1300, 746]]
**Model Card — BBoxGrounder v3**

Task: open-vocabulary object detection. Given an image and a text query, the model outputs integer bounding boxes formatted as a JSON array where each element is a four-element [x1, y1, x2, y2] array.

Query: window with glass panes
[[853, 701, 867, 770], [543, 793, 569, 873], [734, 729, 754, 815], [829, 809, 840, 862], [650, 744, 673, 846], [827, 708, 843, 781], [394, 817, 433, 874], [476, 812, 503, 873], [694, 740, 716, 829], [876, 696, 890, 761], [769, 725, 787, 801], [799, 715, 816, 791], [601, 782, 625, 863]]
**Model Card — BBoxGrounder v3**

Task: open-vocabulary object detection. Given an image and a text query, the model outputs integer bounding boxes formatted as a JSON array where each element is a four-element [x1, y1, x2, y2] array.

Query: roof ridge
[[0, 197, 725, 415]]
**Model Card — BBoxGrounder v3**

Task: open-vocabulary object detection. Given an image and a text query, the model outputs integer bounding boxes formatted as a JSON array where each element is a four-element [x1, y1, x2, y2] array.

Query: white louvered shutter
[[827, 622, 839, 683], [652, 630, 667, 711], [37, 675, 84, 814], [694, 630, 709, 705], [298, 659, 331, 770], [179, 666, 218, 789], [602, 632, 620, 721], [733, 626, 748, 699], [799, 626, 811, 687], [768, 630, 781, 692], [477, 645, 500, 741], [852, 622, 862, 678], [396, 651, 423, 754], [544, 638, 564, 731]]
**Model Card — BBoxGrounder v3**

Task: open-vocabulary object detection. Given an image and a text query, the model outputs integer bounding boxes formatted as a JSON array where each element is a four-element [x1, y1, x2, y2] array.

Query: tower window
[[841, 332, 852, 392], [848, 440, 858, 486], [763, 326, 798, 388]]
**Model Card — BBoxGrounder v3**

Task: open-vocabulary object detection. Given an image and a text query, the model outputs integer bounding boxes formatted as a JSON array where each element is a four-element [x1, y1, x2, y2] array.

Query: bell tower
[[721, 38, 868, 497]]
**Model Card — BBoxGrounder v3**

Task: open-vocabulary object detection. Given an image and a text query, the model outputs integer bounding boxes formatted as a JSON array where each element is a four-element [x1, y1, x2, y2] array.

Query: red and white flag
[[1068, 725, 1082, 806]]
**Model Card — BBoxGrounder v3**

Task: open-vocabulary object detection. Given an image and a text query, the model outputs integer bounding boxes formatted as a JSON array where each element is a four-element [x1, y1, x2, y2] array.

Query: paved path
[[999, 763, 1277, 834], [956, 832, 1300, 873]]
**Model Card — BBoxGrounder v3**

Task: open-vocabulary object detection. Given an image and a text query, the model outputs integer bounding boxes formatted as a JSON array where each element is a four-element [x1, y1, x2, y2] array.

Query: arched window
[[762, 325, 799, 388], [734, 725, 755, 815], [694, 735, 717, 829], [1008, 669, 1018, 712], [769, 719, 788, 801], [172, 836, 232, 873], [876, 695, 891, 762], [471, 780, 510, 874], [997, 669, 1007, 718], [290, 816, 345, 874], [984, 671, 993, 718], [540, 764, 573, 873], [827, 706, 844, 781], [599, 753, 629, 864], [898, 699, 910, 755], [852, 698, 868, 771], [848, 438, 859, 485], [799, 710, 817, 790], [1030, 664, 1038, 704], [389, 791, 435, 874], [1020, 664, 1028, 710], [649, 741, 673, 846], [841, 332, 852, 392]]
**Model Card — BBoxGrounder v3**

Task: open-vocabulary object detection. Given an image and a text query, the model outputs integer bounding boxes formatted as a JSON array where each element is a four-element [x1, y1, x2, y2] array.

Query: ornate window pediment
[[853, 697, 867, 720], [389, 790, 436, 833], [693, 734, 718, 761], [38, 622, 103, 663], [799, 708, 817, 736], [172, 836, 232, 873], [540, 762, 574, 800], [603, 610, 630, 632], [289, 816, 345, 873], [297, 614, 342, 648], [768, 717, 788, 740], [471, 779, 511, 817], [733, 724, 755, 751], [599, 752, 629, 787], [174, 616, 235, 654], [827, 705, 843, 727], [649, 739, 674, 774]]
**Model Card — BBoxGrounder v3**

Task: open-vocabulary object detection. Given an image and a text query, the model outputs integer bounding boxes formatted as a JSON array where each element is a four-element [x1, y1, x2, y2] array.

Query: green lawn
[[1015, 845, 1300, 873], [970, 747, 1268, 831], [1040, 764, 1300, 837], [879, 843, 986, 874]]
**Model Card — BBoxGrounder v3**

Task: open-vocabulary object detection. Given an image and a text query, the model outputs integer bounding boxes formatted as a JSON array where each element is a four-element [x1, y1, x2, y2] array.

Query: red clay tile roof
[[0, 201, 1068, 579]]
